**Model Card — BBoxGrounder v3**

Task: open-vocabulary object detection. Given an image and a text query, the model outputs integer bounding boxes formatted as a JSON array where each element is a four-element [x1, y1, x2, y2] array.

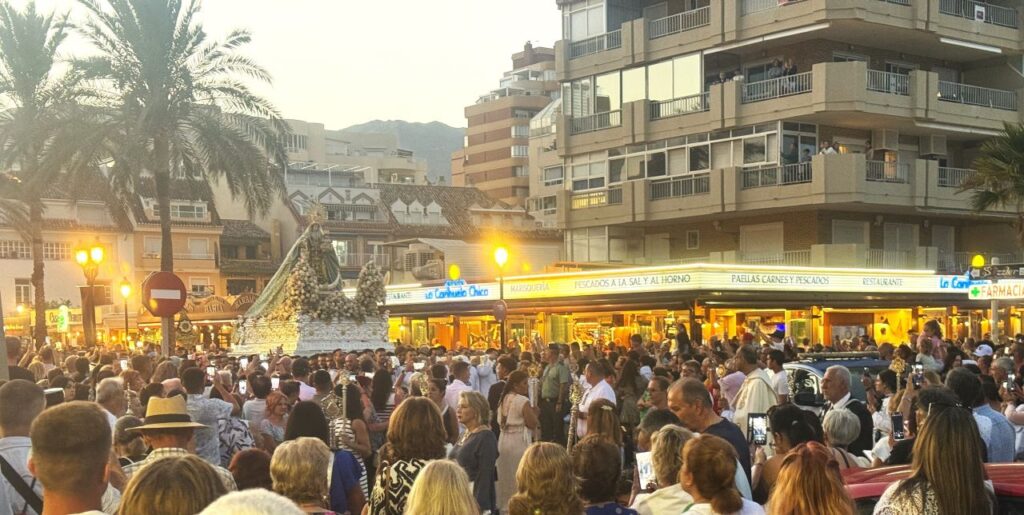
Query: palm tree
[[962, 123, 1024, 249], [0, 2, 88, 347], [77, 0, 289, 346]]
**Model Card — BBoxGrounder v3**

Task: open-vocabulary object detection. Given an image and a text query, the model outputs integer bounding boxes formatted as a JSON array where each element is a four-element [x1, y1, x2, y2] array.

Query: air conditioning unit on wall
[[919, 135, 947, 157]]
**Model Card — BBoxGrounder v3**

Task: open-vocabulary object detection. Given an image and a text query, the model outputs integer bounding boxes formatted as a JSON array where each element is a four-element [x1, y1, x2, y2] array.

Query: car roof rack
[[796, 351, 881, 361]]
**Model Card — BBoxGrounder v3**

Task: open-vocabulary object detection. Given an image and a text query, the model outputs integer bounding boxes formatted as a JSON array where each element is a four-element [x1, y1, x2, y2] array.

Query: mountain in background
[[342, 120, 463, 184]]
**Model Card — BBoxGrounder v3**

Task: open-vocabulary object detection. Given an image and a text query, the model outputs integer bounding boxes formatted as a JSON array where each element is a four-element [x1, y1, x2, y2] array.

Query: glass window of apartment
[[190, 277, 211, 295], [512, 145, 529, 157], [170, 202, 206, 220], [143, 236, 161, 257], [513, 166, 528, 177], [571, 227, 608, 262], [743, 136, 767, 165], [512, 125, 529, 138], [833, 52, 867, 63], [646, 152, 667, 178], [569, 77, 593, 117], [14, 278, 31, 305], [673, 54, 702, 98], [647, 60, 673, 102], [564, 0, 605, 40], [622, 67, 646, 103], [331, 240, 349, 265], [42, 242, 69, 261], [541, 196, 557, 212], [543, 166, 564, 186], [513, 187, 529, 198], [595, 72, 621, 113], [686, 230, 700, 250], [0, 240, 29, 259], [625, 155, 646, 180], [689, 145, 710, 171], [187, 238, 209, 259], [571, 162, 606, 191], [227, 279, 257, 295]]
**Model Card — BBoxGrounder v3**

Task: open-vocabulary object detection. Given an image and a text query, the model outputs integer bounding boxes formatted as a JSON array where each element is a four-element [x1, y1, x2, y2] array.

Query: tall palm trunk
[[28, 200, 46, 349], [153, 136, 175, 350]]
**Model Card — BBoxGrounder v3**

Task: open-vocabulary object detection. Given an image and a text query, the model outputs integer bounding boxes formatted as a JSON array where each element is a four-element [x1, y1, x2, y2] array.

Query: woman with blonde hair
[[151, 360, 178, 383], [765, 441, 853, 515], [680, 434, 764, 514], [451, 390, 498, 513], [259, 391, 289, 450], [117, 454, 227, 515], [508, 442, 584, 515], [631, 425, 695, 515], [270, 437, 334, 513], [406, 460, 480, 515]]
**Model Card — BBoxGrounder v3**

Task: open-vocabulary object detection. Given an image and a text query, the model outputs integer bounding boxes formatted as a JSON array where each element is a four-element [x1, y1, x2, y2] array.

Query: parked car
[[784, 352, 890, 412], [844, 463, 1024, 514]]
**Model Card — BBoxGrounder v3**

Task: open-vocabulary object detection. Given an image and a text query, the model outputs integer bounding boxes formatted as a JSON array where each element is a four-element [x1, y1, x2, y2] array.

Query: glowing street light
[[75, 242, 106, 347], [120, 278, 132, 343]]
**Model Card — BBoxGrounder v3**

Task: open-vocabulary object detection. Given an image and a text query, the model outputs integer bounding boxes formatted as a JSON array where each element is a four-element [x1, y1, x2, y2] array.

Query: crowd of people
[[0, 318, 1017, 514]]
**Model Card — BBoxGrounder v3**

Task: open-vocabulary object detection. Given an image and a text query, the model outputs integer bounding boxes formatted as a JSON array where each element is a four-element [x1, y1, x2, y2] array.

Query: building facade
[[453, 43, 561, 206], [548, 0, 1022, 272]]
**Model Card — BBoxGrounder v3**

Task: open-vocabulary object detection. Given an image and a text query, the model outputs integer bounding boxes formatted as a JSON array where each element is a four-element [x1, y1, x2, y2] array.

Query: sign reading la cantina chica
[[380, 264, 971, 306]]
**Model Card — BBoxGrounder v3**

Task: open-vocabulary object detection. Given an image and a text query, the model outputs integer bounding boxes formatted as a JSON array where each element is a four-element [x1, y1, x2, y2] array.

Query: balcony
[[937, 167, 975, 188], [569, 111, 622, 135], [568, 31, 623, 60], [740, 249, 812, 266], [939, 251, 1019, 273], [649, 92, 709, 120], [649, 174, 712, 200], [939, 0, 1018, 28], [938, 81, 1017, 111], [865, 161, 911, 184], [570, 187, 623, 209], [866, 70, 909, 96], [740, 163, 812, 189], [648, 6, 711, 38], [741, 72, 812, 103], [867, 249, 912, 269]]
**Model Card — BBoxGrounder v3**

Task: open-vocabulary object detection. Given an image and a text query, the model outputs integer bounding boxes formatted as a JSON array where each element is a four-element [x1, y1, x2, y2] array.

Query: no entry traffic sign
[[142, 272, 187, 317]]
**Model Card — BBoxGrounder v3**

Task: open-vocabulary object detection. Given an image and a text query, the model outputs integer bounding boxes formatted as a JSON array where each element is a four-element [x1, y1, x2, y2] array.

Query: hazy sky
[[12, 0, 563, 129]]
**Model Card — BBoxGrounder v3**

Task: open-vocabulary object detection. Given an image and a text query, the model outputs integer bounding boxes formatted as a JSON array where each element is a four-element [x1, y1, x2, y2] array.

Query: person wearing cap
[[123, 396, 237, 492], [975, 344, 995, 359]]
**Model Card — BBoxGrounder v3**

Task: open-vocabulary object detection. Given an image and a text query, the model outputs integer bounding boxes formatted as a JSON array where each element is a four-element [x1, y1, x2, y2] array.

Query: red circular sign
[[142, 272, 187, 317]]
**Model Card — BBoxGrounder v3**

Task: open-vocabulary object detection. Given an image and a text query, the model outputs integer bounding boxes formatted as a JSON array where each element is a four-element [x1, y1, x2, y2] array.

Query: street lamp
[[75, 243, 105, 348], [120, 278, 131, 343], [494, 246, 509, 350]]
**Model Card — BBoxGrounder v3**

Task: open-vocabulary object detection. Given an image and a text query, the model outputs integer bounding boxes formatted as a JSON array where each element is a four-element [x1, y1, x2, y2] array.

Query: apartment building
[[453, 43, 561, 206], [284, 119, 428, 186], [547, 0, 1024, 272]]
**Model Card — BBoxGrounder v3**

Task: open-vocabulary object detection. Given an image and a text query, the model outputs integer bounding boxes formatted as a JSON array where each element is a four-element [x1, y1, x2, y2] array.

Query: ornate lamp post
[[119, 278, 132, 344], [494, 246, 509, 350], [75, 243, 104, 347]]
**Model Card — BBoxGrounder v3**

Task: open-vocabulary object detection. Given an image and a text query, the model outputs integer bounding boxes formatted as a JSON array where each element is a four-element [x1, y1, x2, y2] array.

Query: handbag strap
[[0, 454, 42, 515]]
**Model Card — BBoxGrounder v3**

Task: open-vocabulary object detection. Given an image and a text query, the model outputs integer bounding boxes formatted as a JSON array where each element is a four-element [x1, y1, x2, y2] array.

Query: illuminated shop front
[[384, 263, 989, 348]]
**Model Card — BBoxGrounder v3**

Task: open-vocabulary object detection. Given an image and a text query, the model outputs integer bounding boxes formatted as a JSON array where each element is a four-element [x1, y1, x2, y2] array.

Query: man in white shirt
[[732, 345, 778, 441], [445, 360, 474, 415], [290, 358, 316, 402], [766, 350, 789, 405], [577, 362, 617, 438], [95, 378, 127, 431]]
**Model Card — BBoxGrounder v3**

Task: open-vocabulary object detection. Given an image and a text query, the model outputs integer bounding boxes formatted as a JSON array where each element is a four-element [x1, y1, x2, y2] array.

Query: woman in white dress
[[495, 370, 539, 514]]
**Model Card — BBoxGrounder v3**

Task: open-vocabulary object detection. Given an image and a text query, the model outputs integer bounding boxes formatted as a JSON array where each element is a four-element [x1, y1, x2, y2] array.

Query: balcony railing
[[938, 81, 1017, 111], [568, 30, 622, 60], [649, 92, 709, 119], [741, 72, 812, 103], [740, 250, 811, 266], [939, 251, 1019, 272], [939, 0, 1019, 28], [866, 161, 910, 184], [741, 0, 806, 15], [569, 110, 622, 134], [867, 249, 911, 269], [174, 253, 216, 261], [867, 70, 910, 96], [648, 6, 711, 38], [649, 173, 712, 200], [938, 167, 975, 188], [740, 163, 812, 189], [570, 187, 623, 209]]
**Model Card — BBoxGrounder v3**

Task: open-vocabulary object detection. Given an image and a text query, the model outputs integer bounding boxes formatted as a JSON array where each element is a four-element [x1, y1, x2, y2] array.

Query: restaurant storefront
[[382, 264, 991, 348]]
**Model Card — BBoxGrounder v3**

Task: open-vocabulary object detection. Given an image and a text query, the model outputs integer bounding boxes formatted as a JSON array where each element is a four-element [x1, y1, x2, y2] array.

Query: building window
[[562, 0, 605, 41], [190, 277, 212, 296], [513, 187, 529, 198], [143, 237, 161, 258], [513, 109, 534, 119], [512, 145, 529, 157], [513, 166, 528, 177], [512, 125, 529, 138], [285, 134, 308, 151], [530, 195, 558, 214], [14, 279, 31, 305], [226, 279, 258, 295], [188, 238, 210, 259], [0, 241, 29, 260], [686, 230, 700, 250], [331, 240, 350, 265], [543, 166, 564, 186], [170, 203, 207, 220], [222, 246, 239, 259], [571, 162, 606, 191], [42, 242, 70, 261]]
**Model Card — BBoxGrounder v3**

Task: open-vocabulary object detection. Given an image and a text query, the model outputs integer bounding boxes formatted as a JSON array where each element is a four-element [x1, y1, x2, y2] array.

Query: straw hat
[[130, 396, 206, 431]]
